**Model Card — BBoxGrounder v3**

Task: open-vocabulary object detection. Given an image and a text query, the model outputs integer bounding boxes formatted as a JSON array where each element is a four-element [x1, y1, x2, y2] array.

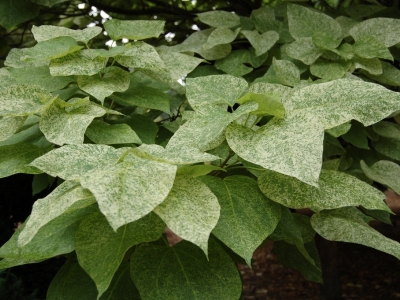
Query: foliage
[[1, 1, 400, 299]]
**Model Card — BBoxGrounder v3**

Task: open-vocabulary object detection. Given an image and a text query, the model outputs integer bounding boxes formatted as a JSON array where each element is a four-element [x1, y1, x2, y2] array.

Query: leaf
[[104, 19, 165, 40], [331, 43, 354, 60], [203, 27, 240, 50], [30, 144, 126, 180], [310, 58, 351, 80], [287, 4, 342, 40], [75, 212, 164, 298], [18, 180, 95, 247], [272, 58, 300, 87], [241, 30, 279, 56], [80, 152, 176, 230], [250, 6, 279, 33], [158, 50, 204, 82], [130, 239, 242, 300], [21, 37, 82, 61], [176, 165, 225, 177], [197, 11, 240, 28], [226, 115, 324, 186], [0, 116, 26, 142], [365, 61, 400, 86], [312, 32, 341, 50], [349, 18, 400, 47], [77, 67, 130, 104], [341, 121, 369, 149], [373, 121, 400, 139], [32, 25, 102, 43], [113, 113, 158, 144], [353, 36, 393, 60], [258, 169, 390, 212], [154, 176, 219, 255], [0, 68, 17, 90], [311, 207, 400, 260], [214, 50, 254, 77], [30, 0, 69, 6], [85, 120, 142, 145], [286, 38, 324, 65], [325, 122, 351, 137], [39, 98, 106, 146], [237, 92, 285, 117], [361, 160, 400, 194], [199, 175, 281, 265], [352, 56, 382, 75], [4, 48, 48, 68], [50, 51, 107, 76], [0, 0, 39, 29]]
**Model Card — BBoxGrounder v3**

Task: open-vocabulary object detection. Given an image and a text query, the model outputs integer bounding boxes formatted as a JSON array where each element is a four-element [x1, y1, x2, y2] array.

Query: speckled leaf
[[373, 121, 400, 139], [311, 207, 400, 260], [365, 61, 400, 86], [40, 98, 106, 146], [349, 18, 400, 47], [5, 48, 49, 69], [241, 30, 279, 56], [75, 212, 164, 298], [0, 68, 17, 90], [199, 175, 281, 265], [258, 169, 390, 212], [176, 165, 225, 177], [286, 79, 400, 130], [287, 4, 342, 40], [310, 58, 351, 80], [158, 50, 204, 82], [18, 180, 95, 247], [272, 58, 300, 87], [197, 11, 240, 28], [0, 116, 26, 142], [331, 43, 354, 60], [80, 153, 176, 230], [353, 36, 393, 60], [30, 144, 126, 180], [50, 51, 107, 76], [312, 32, 341, 50], [352, 56, 382, 75], [130, 239, 242, 300], [226, 115, 324, 186], [204, 27, 240, 50], [32, 25, 102, 43], [286, 38, 324, 65], [85, 120, 141, 145], [154, 177, 219, 255], [237, 93, 285, 117], [250, 6, 277, 33], [361, 160, 400, 194], [104, 19, 165, 40], [77, 67, 130, 104]]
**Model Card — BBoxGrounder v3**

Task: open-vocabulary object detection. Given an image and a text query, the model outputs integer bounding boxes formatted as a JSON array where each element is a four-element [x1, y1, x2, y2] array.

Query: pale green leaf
[[250, 6, 279, 33], [39, 98, 106, 146], [373, 121, 400, 139], [349, 18, 400, 47], [361, 160, 400, 194], [214, 50, 253, 77], [331, 43, 354, 60], [365, 61, 400, 86], [311, 207, 400, 260], [18, 180, 95, 246], [241, 30, 279, 56], [258, 169, 390, 212], [130, 239, 242, 300], [272, 58, 300, 87], [325, 122, 351, 137], [237, 92, 285, 117], [21, 37, 82, 61], [312, 32, 341, 50], [84, 44, 133, 59], [0, 68, 17, 90], [226, 115, 324, 186], [353, 36, 393, 60], [176, 165, 225, 177], [85, 120, 141, 145], [75, 212, 164, 298], [204, 27, 240, 50], [249, 82, 292, 105], [158, 50, 204, 81], [32, 25, 102, 43], [197, 11, 240, 28], [0, 0, 39, 29], [0, 116, 26, 142], [104, 19, 165, 40], [286, 38, 324, 65], [352, 56, 382, 75], [199, 175, 281, 265], [0, 119, 43, 147], [80, 152, 176, 230], [30, 144, 126, 180], [287, 4, 342, 40], [5, 48, 49, 68], [310, 58, 351, 80], [335, 16, 358, 38]]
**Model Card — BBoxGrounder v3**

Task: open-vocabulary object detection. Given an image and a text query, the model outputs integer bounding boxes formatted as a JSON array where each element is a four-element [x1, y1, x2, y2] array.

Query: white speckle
[[122, 38, 129, 43], [77, 3, 85, 9], [165, 32, 175, 42], [105, 40, 116, 47], [191, 24, 200, 31]]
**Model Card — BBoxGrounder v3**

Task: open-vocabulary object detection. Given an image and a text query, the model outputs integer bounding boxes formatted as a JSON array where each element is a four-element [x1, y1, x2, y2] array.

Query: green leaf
[[237, 92, 285, 117], [287, 4, 342, 40], [104, 19, 165, 40], [325, 122, 351, 137], [310, 58, 351, 80], [39, 98, 106, 146], [331, 43, 354, 60], [349, 18, 400, 47], [77, 67, 130, 104], [250, 6, 279, 33], [50, 51, 107, 76], [18, 180, 95, 247], [130, 239, 242, 300], [0, 0, 40, 29], [353, 36, 393, 60], [214, 50, 254, 77], [75, 212, 164, 298], [203, 27, 240, 50], [365, 61, 400, 86], [30, 144, 127, 180], [197, 11, 240, 28], [352, 56, 382, 75], [226, 115, 324, 186], [85, 120, 141, 145], [272, 58, 300, 87], [84, 44, 133, 59], [335, 16, 359, 38], [80, 152, 176, 230], [286, 38, 324, 65], [158, 50, 204, 82], [312, 32, 341, 50], [373, 121, 400, 139], [199, 175, 281, 265], [241, 30, 279, 56], [0, 116, 26, 142], [361, 160, 400, 194], [311, 207, 400, 260], [341, 121, 369, 149], [4, 48, 49, 68], [176, 165, 225, 177], [113, 113, 158, 144], [32, 25, 102, 43], [30, 0, 69, 7], [258, 169, 390, 212], [0, 68, 17, 90]]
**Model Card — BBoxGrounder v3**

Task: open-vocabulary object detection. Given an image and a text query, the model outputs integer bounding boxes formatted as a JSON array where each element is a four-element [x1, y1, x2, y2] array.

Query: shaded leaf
[[85, 120, 141, 145], [214, 50, 254, 77], [0, 0, 39, 29], [272, 58, 300, 86], [32, 25, 102, 43], [176, 165, 225, 177], [197, 11, 240, 28], [312, 32, 341, 50], [286, 38, 324, 65], [365, 61, 400, 86], [241, 30, 279, 56], [361, 160, 400, 194], [342, 121, 369, 149], [114, 113, 158, 144], [204, 27, 240, 50], [352, 56, 382, 75], [373, 121, 400, 139], [104, 19, 165, 40]]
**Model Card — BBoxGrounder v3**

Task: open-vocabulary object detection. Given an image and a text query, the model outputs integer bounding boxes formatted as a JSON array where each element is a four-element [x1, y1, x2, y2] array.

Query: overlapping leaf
[[365, 61, 400, 86], [204, 27, 240, 50], [0, 116, 26, 142], [50, 51, 107, 76], [197, 10, 240, 28], [353, 36, 393, 60], [32, 25, 102, 43], [241, 30, 279, 56], [286, 38, 324, 65], [361, 160, 400, 194], [272, 58, 300, 86], [310, 58, 351, 80], [237, 92, 285, 117], [104, 19, 165, 40], [85, 120, 141, 145]]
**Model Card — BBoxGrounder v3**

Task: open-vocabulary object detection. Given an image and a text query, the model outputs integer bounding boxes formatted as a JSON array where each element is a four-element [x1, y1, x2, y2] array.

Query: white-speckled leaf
[[30, 144, 126, 180], [312, 32, 341, 50], [287, 4, 342, 40], [4, 48, 49, 69], [158, 50, 204, 81], [352, 56, 382, 75], [226, 114, 324, 186], [18, 180, 95, 247], [75, 212, 164, 298], [77, 67, 130, 104], [286, 38, 324, 65], [237, 92, 285, 117], [39, 98, 106, 146], [80, 152, 176, 230], [199, 175, 281, 265], [197, 11, 240, 28], [85, 120, 141, 145], [21, 37, 82, 61], [0, 68, 17, 90], [104, 19, 165, 40], [258, 169, 390, 212], [50, 51, 107, 76], [365, 61, 400, 86], [214, 50, 254, 77], [353, 36, 393, 60], [331, 43, 354, 60], [204, 27, 240, 50], [32, 25, 102, 43], [310, 58, 351, 80], [241, 30, 279, 56], [286, 79, 400, 130], [311, 207, 400, 260], [349, 18, 400, 47], [272, 58, 300, 87], [0, 116, 26, 142], [361, 160, 400, 195]]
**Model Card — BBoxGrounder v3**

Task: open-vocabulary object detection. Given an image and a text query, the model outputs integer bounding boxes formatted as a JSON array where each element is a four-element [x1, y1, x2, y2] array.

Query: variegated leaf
[[365, 61, 400, 86], [197, 10, 240, 28], [104, 19, 165, 40], [361, 160, 400, 194], [272, 58, 300, 87], [286, 38, 324, 65], [0, 116, 26, 142], [32, 25, 102, 43], [50, 51, 107, 76], [310, 58, 351, 80], [351, 56, 382, 75], [353, 35, 393, 60], [241, 30, 279, 56], [158, 50, 204, 82], [204, 27, 240, 50], [0, 68, 17, 90]]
